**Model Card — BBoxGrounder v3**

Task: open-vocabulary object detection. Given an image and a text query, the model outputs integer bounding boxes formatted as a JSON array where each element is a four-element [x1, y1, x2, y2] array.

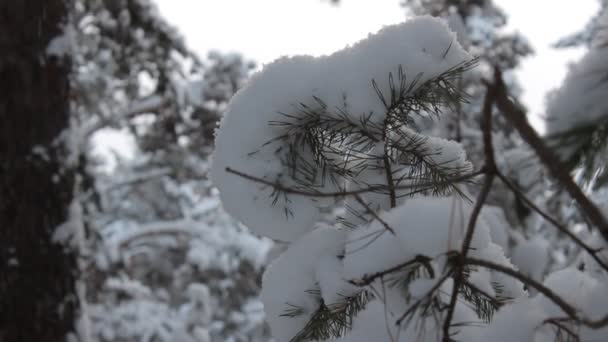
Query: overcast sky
[[154, 0, 598, 126]]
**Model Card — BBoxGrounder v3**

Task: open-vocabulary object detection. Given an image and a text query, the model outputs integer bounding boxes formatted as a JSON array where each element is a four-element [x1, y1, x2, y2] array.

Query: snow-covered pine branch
[[212, 14, 608, 342], [212, 16, 475, 242], [211, 16, 510, 341]]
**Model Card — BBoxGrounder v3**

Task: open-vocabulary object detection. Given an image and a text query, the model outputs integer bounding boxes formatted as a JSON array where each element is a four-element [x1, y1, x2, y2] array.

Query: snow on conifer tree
[[212, 16, 528, 341], [212, 14, 608, 342]]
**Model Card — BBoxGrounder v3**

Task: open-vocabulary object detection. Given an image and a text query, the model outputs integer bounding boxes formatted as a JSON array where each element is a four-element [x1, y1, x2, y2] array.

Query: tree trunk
[[0, 1, 77, 341]]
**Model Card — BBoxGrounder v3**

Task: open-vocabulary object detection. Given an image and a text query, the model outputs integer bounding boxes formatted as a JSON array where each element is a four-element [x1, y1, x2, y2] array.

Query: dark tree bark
[[0, 1, 77, 341]]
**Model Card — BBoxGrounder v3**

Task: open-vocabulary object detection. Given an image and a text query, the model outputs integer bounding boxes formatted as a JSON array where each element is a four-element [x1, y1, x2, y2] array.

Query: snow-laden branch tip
[[211, 16, 472, 242]]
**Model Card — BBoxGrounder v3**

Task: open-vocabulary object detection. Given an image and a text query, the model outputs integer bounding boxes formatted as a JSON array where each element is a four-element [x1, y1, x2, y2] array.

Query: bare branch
[[466, 257, 608, 330], [442, 172, 494, 341], [491, 68, 608, 242], [224, 166, 483, 199], [443, 86, 496, 341]]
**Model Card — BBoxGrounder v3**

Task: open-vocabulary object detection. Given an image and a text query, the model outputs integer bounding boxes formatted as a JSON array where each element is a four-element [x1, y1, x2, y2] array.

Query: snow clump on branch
[[211, 16, 472, 242], [209, 15, 548, 342]]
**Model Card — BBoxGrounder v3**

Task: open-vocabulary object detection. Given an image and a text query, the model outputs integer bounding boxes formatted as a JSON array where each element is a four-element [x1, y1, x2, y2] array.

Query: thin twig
[[349, 255, 433, 287], [353, 194, 395, 234], [225, 167, 483, 199], [543, 318, 581, 342], [496, 171, 608, 272], [466, 257, 608, 329]]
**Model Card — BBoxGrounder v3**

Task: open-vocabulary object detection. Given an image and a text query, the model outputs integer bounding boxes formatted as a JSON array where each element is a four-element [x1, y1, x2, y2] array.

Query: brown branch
[[491, 68, 608, 242], [466, 257, 608, 330], [224, 166, 483, 199], [382, 153, 397, 208], [442, 173, 494, 341], [481, 84, 497, 172], [383, 116, 397, 208], [466, 257, 578, 319], [443, 86, 496, 341]]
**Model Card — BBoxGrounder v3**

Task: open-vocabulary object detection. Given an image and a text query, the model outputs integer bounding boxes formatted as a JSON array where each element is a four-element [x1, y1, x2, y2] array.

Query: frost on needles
[[210, 16, 603, 342]]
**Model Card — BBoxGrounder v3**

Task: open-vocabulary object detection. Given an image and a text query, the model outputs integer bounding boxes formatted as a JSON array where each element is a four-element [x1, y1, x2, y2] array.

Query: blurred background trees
[[68, 1, 268, 341]]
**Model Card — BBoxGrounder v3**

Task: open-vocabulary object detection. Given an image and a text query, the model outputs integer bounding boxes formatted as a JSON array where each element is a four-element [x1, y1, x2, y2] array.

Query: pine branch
[[496, 171, 608, 273], [266, 95, 382, 191], [388, 129, 473, 198], [466, 257, 608, 330], [372, 59, 478, 124], [283, 291, 373, 342], [544, 318, 581, 342], [459, 280, 505, 322], [252, 59, 479, 214], [349, 255, 433, 287]]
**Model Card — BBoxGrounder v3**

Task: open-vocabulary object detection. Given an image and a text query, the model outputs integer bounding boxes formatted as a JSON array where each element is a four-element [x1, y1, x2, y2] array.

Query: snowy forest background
[[2, 0, 608, 341]]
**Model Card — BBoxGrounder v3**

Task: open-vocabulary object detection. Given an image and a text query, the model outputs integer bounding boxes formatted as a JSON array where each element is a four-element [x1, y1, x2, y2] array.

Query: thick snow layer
[[479, 298, 549, 342], [261, 225, 346, 341], [546, 47, 608, 136], [344, 195, 490, 280], [211, 16, 471, 242]]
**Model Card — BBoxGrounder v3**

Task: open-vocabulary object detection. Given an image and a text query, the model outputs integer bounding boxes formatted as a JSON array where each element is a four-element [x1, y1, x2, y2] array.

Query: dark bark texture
[[0, 1, 77, 341]]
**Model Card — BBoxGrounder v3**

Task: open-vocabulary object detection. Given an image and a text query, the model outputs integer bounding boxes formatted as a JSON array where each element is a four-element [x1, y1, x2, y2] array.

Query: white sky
[[154, 0, 598, 124]]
